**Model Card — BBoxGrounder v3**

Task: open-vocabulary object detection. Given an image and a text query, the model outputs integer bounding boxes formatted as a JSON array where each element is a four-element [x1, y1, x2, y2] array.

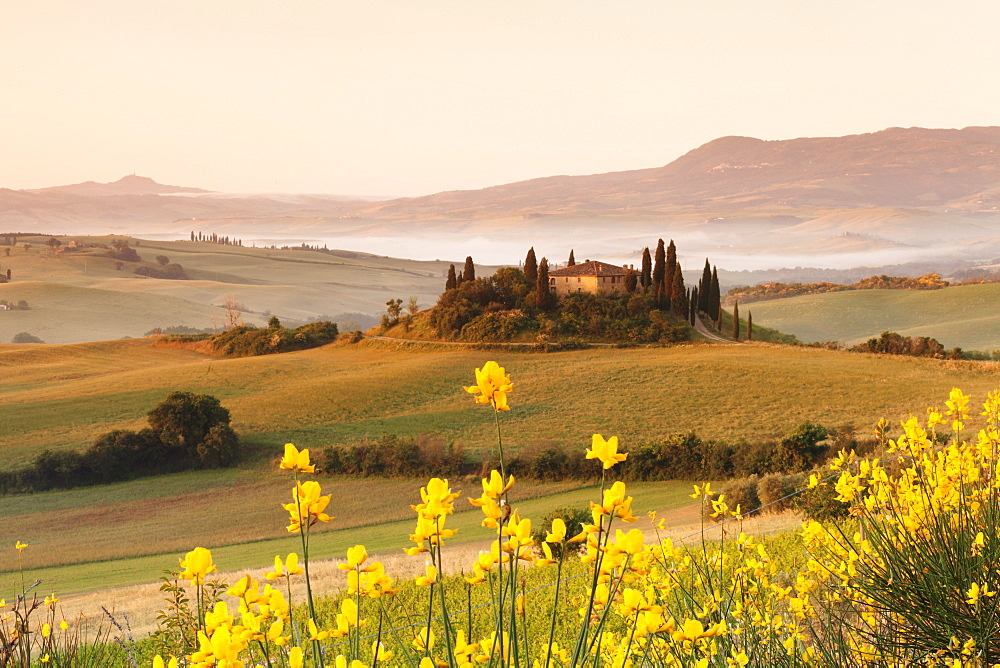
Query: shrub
[[11, 332, 43, 343], [756, 472, 804, 513], [532, 505, 590, 558]]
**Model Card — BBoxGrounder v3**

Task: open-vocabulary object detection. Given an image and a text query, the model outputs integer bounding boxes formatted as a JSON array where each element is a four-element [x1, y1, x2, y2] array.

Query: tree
[[536, 257, 554, 311], [625, 268, 638, 293], [689, 286, 698, 325], [223, 295, 243, 330], [46, 237, 61, 249], [671, 264, 686, 316], [699, 259, 712, 313], [666, 240, 677, 293], [267, 316, 281, 329], [462, 256, 476, 282], [524, 247, 538, 283], [5, 269, 10, 281], [407, 296, 420, 316], [640, 247, 652, 289], [156, 255, 170, 266], [446, 264, 457, 290], [653, 239, 666, 289], [567, 249, 576, 267], [747, 311, 753, 341], [12, 332, 43, 344], [385, 298, 403, 325], [147, 391, 234, 465], [710, 266, 721, 323], [733, 301, 740, 340]]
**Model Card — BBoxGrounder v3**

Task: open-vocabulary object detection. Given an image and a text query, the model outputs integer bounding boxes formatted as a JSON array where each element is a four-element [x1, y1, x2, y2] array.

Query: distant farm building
[[548, 260, 630, 297]]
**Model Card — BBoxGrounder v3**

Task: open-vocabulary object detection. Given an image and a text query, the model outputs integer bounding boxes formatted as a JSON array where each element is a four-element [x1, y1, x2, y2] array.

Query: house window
[[577, 278, 581, 283]]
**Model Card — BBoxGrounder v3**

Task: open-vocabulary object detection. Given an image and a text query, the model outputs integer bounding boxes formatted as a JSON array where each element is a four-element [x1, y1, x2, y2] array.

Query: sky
[[3, 0, 999, 198]]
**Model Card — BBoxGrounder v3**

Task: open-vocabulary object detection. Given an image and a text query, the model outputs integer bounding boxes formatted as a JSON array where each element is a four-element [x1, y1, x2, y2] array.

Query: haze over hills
[[4, 127, 1000, 269]]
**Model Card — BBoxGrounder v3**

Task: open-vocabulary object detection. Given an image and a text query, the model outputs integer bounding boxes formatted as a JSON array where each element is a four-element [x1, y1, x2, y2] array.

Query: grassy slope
[[4, 337, 1000, 594], [745, 283, 1000, 351], [0, 236, 461, 343]]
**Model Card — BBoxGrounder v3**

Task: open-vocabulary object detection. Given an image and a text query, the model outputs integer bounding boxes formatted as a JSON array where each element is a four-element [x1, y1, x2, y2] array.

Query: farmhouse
[[548, 259, 630, 297]]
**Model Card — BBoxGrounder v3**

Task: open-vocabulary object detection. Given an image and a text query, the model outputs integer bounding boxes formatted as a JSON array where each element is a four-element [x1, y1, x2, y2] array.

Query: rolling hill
[[3, 338, 1000, 593], [0, 235, 474, 343], [746, 282, 1000, 351]]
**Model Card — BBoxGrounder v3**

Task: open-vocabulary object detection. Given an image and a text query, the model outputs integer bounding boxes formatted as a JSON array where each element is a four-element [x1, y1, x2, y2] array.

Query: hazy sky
[[3, 1, 998, 197]]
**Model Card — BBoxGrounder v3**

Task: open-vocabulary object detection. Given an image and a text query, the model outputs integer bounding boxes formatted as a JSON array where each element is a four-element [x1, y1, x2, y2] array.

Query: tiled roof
[[548, 260, 629, 277]]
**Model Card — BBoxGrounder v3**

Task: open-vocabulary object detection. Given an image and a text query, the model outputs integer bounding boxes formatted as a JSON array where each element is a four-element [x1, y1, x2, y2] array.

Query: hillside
[[3, 338, 1000, 594], [746, 282, 1000, 350], [0, 235, 474, 343]]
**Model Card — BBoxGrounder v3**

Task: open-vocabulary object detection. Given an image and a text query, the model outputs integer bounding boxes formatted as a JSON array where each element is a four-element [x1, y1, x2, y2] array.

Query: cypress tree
[[733, 301, 740, 340], [666, 240, 677, 294], [536, 258, 553, 310], [640, 248, 652, 289], [655, 282, 666, 311], [446, 264, 457, 290], [653, 239, 666, 289], [671, 264, 686, 316], [747, 311, 753, 341], [524, 247, 538, 283], [463, 256, 476, 282], [567, 249, 576, 267], [710, 266, 721, 324], [625, 269, 638, 293], [699, 259, 712, 313], [690, 286, 698, 325]]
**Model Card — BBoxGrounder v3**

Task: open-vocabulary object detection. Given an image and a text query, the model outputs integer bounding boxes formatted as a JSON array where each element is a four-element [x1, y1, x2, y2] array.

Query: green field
[[0, 235, 469, 344], [745, 282, 1000, 351], [4, 337, 1000, 595]]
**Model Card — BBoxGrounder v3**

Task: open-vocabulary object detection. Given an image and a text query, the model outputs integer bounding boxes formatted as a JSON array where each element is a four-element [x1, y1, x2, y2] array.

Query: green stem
[[543, 546, 566, 668]]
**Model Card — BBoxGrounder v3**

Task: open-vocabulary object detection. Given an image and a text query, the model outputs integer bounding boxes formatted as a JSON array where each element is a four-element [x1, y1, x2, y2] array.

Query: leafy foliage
[[0, 392, 239, 494]]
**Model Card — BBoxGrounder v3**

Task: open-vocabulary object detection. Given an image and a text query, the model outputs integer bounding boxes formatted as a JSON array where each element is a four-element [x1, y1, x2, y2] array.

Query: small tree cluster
[[851, 331, 963, 359], [0, 392, 239, 494], [191, 231, 243, 246], [208, 321, 339, 357]]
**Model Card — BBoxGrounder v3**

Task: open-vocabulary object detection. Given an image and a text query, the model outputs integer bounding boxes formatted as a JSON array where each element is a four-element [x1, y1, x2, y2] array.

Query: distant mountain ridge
[[360, 126, 1000, 216], [27, 174, 211, 196]]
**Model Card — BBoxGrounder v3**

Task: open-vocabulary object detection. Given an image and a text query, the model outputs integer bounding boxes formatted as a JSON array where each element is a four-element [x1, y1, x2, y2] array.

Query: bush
[[209, 321, 338, 357], [11, 332, 43, 343], [532, 505, 590, 558], [756, 473, 804, 513]]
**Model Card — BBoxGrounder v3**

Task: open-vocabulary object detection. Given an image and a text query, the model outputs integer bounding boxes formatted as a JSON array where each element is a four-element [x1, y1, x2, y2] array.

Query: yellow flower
[[965, 582, 997, 605], [415, 563, 438, 587], [179, 547, 218, 585], [288, 647, 304, 668], [41, 623, 51, 637], [15, 541, 27, 552], [372, 640, 395, 662], [283, 480, 333, 533], [585, 434, 627, 469], [464, 361, 513, 411], [338, 544, 372, 571], [279, 443, 315, 473], [152, 657, 179, 668], [412, 626, 435, 651], [545, 518, 566, 543], [266, 553, 304, 579]]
